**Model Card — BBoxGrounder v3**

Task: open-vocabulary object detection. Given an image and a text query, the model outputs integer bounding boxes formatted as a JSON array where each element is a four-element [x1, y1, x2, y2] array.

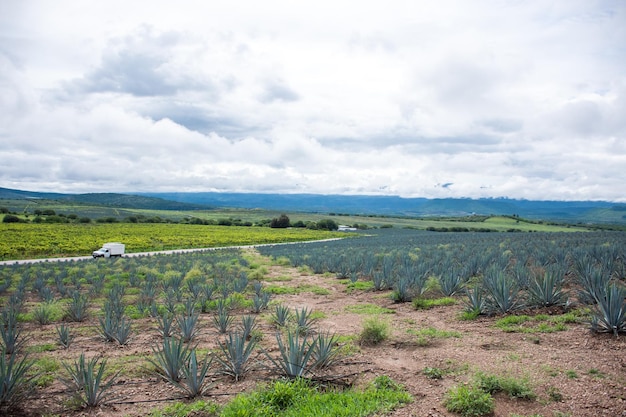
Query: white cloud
[[0, 0, 624, 201]]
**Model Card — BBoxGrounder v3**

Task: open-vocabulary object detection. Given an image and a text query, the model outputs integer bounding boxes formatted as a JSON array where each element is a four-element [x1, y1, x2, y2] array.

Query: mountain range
[[1, 187, 625, 224]]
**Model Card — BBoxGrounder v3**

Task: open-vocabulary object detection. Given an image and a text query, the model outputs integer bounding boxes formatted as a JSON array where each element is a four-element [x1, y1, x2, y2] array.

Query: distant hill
[[2, 187, 625, 224], [137, 192, 626, 224], [0, 187, 209, 211]]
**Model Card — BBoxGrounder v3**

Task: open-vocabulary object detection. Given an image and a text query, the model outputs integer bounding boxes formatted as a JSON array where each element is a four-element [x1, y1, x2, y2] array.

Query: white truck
[[92, 242, 125, 258]]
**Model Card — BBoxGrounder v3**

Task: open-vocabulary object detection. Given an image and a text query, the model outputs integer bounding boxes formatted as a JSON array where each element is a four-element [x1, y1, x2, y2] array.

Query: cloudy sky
[[1, 1, 624, 201]]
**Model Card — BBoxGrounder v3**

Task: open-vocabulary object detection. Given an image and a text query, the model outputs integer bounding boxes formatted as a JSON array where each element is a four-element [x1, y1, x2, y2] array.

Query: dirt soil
[[14, 253, 626, 417]]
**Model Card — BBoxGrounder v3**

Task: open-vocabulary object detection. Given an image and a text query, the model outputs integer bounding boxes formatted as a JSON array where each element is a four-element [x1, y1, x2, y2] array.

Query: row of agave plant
[[0, 249, 343, 411], [258, 229, 626, 335]]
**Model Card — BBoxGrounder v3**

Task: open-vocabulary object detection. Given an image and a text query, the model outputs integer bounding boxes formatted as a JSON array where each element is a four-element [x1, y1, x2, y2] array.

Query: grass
[[265, 284, 330, 296], [148, 399, 220, 417], [474, 371, 536, 400], [412, 297, 456, 310], [494, 314, 572, 333], [345, 303, 395, 315], [359, 316, 391, 345], [345, 281, 375, 292], [408, 326, 462, 346], [443, 384, 495, 417], [28, 356, 59, 388], [221, 375, 412, 417]]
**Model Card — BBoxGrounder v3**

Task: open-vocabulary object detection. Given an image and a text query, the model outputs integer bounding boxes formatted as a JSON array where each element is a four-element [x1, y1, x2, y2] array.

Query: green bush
[[359, 316, 390, 345], [443, 384, 494, 417]]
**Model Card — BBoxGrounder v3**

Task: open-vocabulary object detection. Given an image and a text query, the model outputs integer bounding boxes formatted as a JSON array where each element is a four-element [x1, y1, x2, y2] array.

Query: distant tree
[[316, 219, 339, 231], [41, 209, 56, 216], [1, 207, 10, 214], [270, 214, 290, 228], [291, 220, 306, 228], [79, 217, 91, 223], [2, 214, 20, 223]]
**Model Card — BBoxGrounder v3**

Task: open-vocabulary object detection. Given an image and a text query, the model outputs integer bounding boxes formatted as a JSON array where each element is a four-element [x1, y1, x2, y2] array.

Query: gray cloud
[[0, 1, 624, 201]]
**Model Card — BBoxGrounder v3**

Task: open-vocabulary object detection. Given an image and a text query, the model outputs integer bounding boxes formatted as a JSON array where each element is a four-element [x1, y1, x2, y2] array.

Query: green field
[[0, 223, 346, 260]]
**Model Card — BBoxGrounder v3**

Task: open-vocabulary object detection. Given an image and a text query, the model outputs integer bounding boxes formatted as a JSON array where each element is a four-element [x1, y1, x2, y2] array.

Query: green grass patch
[[29, 356, 60, 388], [359, 316, 391, 345], [345, 280, 375, 292], [408, 326, 462, 346], [264, 274, 293, 282], [221, 375, 412, 417], [345, 303, 395, 315], [443, 384, 495, 417], [412, 297, 456, 310], [494, 314, 571, 333], [148, 399, 220, 417], [474, 371, 536, 400], [27, 343, 57, 353], [265, 284, 330, 296]]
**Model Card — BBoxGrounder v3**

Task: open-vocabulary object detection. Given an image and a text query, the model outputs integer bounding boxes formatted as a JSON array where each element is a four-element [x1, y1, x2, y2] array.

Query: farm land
[[0, 222, 625, 416]]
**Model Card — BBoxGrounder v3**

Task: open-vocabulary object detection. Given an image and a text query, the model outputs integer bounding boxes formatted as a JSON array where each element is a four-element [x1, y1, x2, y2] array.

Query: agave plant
[[174, 350, 213, 398], [438, 271, 465, 297], [56, 324, 73, 349], [65, 291, 89, 322], [590, 283, 626, 336], [113, 316, 132, 345], [527, 266, 568, 308], [0, 307, 26, 355], [310, 331, 341, 369], [0, 348, 37, 410], [157, 312, 175, 338], [463, 287, 486, 316], [294, 307, 316, 335], [177, 312, 200, 343], [483, 269, 523, 315], [215, 331, 259, 381], [98, 310, 119, 343], [266, 330, 315, 378], [390, 276, 414, 303], [239, 315, 257, 341], [271, 305, 292, 328], [148, 337, 192, 383], [251, 292, 271, 314], [212, 301, 233, 334], [61, 353, 119, 407]]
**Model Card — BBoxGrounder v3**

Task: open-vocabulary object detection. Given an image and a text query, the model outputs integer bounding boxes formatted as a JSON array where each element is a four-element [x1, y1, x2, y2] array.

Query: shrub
[[443, 384, 494, 417], [359, 316, 390, 346], [474, 371, 536, 400]]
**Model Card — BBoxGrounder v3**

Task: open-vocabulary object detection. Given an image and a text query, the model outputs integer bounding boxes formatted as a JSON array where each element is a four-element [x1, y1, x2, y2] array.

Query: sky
[[1, 1, 625, 201]]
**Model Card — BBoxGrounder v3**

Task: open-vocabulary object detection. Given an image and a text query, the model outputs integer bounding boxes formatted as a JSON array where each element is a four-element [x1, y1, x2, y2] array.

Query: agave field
[[0, 228, 625, 416]]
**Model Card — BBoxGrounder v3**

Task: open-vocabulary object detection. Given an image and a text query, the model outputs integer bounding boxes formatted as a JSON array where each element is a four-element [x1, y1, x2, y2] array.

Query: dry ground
[[13, 252, 626, 417]]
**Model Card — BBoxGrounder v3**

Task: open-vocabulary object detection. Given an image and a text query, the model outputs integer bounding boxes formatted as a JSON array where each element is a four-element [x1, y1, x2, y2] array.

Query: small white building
[[338, 225, 357, 231]]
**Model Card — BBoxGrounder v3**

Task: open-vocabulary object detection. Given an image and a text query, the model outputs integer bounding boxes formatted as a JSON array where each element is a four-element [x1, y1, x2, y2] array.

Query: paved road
[[0, 238, 346, 266]]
